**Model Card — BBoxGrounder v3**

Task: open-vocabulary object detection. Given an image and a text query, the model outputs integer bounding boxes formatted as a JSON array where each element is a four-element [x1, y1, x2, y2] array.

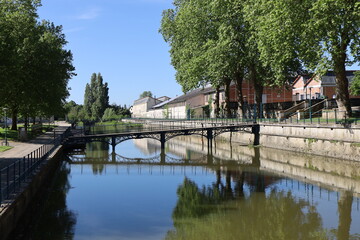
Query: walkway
[[0, 122, 71, 170]]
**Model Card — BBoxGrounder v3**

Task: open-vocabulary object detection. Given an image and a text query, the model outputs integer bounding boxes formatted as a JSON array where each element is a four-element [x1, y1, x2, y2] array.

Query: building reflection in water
[[64, 135, 360, 239]]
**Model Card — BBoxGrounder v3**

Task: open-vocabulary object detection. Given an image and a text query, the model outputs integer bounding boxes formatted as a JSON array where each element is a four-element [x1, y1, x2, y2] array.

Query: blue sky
[[37, 1, 359, 107], [38, 0, 182, 107]]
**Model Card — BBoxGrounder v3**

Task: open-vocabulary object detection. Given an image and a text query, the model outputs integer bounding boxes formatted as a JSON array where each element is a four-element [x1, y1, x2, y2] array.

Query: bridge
[[65, 121, 260, 153], [66, 151, 257, 167]]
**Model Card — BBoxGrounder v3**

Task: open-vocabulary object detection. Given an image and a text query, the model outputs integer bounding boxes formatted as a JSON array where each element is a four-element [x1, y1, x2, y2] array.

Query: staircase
[[278, 99, 327, 122]]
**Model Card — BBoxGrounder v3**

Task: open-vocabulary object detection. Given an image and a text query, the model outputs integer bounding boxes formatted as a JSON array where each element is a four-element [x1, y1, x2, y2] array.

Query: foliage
[[108, 103, 131, 118], [163, 104, 170, 119], [168, 179, 328, 240], [160, 0, 272, 117], [244, 0, 360, 116], [139, 91, 153, 98], [64, 101, 84, 123], [0, 0, 75, 130], [350, 72, 360, 96], [83, 73, 109, 121], [101, 104, 131, 122], [102, 108, 118, 122]]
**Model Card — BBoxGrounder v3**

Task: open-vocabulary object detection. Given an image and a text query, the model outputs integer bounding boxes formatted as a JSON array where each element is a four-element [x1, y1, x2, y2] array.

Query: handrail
[[0, 128, 70, 205], [302, 99, 327, 112], [280, 101, 306, 114]]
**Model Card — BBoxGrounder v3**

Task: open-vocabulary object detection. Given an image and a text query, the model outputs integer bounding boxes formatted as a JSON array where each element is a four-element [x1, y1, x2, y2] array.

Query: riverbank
[[220, 123, 360, 161], [124, 119, 360, 161], [0, 122, 70, 240]]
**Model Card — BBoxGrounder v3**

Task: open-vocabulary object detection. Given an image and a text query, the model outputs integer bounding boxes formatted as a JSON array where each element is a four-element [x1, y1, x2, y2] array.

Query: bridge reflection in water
[[59, 136, 360, 240]]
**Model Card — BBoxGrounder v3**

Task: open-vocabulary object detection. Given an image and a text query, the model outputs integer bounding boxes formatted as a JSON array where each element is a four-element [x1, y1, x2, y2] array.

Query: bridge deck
[[69, 122, 257, 139]]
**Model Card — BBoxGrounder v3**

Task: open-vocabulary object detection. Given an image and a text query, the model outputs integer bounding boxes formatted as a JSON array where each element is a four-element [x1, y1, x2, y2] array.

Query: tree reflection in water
[[85, 142, 110, 174], [167, 175, 328, 240], [29, 163, 77, 240]]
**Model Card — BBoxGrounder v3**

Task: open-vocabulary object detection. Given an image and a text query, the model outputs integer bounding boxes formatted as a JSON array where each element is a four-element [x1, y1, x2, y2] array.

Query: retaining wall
[[222, 123, 360, 161], [0, 147, 64, 240]]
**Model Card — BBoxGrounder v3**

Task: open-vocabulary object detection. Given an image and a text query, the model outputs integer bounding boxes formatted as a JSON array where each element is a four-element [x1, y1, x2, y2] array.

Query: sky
[[37, 0, 182, 107]]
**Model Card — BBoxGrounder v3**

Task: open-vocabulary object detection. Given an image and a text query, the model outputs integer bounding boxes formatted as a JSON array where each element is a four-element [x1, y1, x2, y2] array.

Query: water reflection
[[20, 135, 360, 239], [85, 142, 110, 174], [168, 180, 326, 240], [25, 163, 77, 240]]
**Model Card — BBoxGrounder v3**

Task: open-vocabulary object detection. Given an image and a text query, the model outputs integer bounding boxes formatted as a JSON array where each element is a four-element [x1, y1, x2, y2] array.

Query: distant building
[[131, 96, 169, 118], [292, 71, 360, 101]]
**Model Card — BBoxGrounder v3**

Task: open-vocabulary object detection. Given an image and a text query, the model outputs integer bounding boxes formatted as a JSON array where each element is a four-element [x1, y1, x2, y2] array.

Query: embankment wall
[[0, 147, 64, 240], [221, 123, 360, 161]]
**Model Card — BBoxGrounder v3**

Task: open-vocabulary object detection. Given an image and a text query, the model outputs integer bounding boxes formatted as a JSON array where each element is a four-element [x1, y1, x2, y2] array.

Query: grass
[[0, 145, 13, 152], [0, 128, 19, 141], [0, 124, 56, 142]]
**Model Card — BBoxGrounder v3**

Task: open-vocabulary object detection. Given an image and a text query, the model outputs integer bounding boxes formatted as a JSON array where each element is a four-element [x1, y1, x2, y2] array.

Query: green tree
[[168, 178, 327, 240], [139, 91, 153, 98], [64, 101, 84, 123], [245, 0, 360, 117], [160, 0, 270, 118], [83, 73, 109, 121], [350, 72, 360, 96], [102, 108, 117, 122], [0, 0, 75, 130]]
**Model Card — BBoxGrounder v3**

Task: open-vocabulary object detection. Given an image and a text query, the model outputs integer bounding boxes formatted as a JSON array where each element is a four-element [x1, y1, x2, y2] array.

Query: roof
[[292, 70, 359, 87], [152, 95, 180, 109], [168, 86, 214, 104], [133, 97, 153, 105], [291, 75, 312, 87]]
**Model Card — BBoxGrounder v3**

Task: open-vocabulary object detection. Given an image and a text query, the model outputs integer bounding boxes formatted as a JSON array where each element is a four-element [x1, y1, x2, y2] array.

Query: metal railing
[[257, 109, 360, 126], [86, 118, 255, 135], [0, 128, 70, 204], [124, 108, 360, 128]]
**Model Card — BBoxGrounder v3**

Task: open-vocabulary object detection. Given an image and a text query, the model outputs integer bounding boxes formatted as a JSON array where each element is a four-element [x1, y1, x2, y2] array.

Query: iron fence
[[0, 128, 70, 204], [127, 109, 360, 127]]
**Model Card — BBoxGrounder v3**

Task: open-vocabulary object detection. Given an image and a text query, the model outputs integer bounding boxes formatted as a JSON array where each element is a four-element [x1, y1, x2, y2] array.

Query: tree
[[350, 72, 360, 96], [245, 0, 360, 117], [139, 91, 153, 98], [83, 73, 109, 121], [64, 101, 84, 123], [0, 0, 75, 130], [160, 0, 271, 118], [168, 177, 327, 240]]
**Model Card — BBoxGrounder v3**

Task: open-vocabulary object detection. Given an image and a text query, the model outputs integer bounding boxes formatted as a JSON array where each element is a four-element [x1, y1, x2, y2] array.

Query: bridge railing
[[86, 118, 255, 135], [126, 108, 360, 127], [257, 109, 359, 126], [0, 128, 71, 205]]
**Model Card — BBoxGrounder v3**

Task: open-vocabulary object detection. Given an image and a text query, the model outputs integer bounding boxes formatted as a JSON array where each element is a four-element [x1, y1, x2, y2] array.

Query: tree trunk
[[214, 85, 220, 118], [235, 71, 246, 118], [334, 52, 352, 117], [24, 116, 28, 132], [11, 108, 18, 130], [254, 82, 264, 119], [250, 64, 263, 118], [337, 191, 353, 240], [223, 77, 232, 118]]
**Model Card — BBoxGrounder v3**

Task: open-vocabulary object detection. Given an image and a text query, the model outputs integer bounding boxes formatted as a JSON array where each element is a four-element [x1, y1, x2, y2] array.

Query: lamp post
[[3, 108, 8, 146]]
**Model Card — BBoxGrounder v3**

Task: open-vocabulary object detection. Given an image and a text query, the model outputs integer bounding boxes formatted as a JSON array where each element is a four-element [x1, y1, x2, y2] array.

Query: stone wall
[[0, 147, 64, 240], [221, 123, 360, 161]]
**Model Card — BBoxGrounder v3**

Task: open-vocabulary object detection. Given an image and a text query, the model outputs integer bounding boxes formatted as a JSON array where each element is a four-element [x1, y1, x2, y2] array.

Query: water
[[17, 136, 360, 240]]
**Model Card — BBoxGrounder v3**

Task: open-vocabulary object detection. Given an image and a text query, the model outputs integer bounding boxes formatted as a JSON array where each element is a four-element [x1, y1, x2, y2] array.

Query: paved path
[[0, 122, 71, 169]]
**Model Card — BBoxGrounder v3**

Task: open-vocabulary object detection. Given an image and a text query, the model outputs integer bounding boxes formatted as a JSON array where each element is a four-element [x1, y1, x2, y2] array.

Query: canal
[[15, 135, 360, 239]]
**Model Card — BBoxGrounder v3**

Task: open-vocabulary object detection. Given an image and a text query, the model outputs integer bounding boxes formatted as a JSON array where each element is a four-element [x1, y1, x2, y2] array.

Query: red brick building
[[292, 71, 360, 101]]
